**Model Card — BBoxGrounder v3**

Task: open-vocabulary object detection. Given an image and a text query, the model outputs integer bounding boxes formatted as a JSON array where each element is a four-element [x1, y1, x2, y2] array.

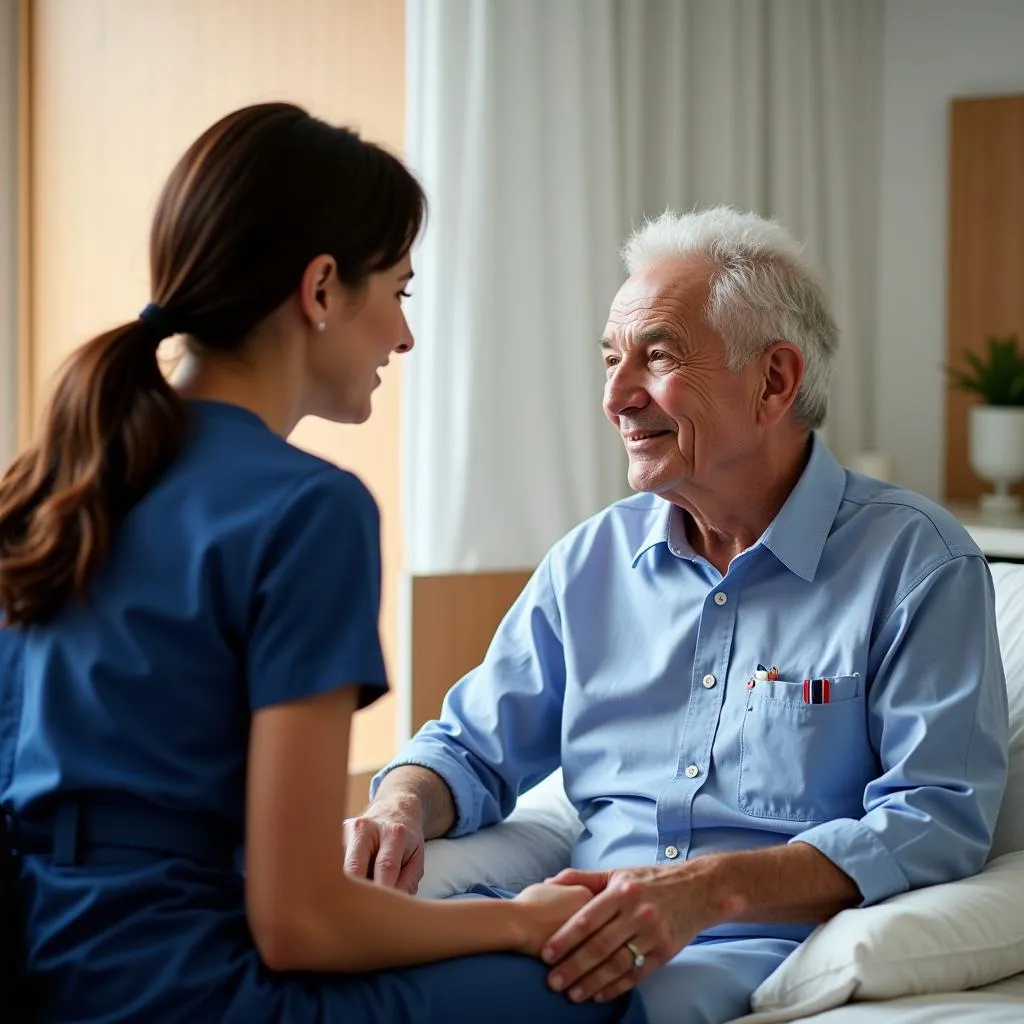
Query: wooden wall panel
[[0, 1, 17, 464], [945, 95, 1024, 501], [29, 0, 405, 766], [408, 572, 533, 734], [15, 0, 30, 451], [0, 0, 30, 459]]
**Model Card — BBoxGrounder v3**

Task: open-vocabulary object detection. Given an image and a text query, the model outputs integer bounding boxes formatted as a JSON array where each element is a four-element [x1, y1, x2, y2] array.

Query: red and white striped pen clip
[[802, 678, 831, 704]]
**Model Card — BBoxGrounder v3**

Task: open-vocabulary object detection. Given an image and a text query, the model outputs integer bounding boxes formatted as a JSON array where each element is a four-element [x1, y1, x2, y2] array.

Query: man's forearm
[[370, 764, 457, 839], [686, 840, 861, 929]]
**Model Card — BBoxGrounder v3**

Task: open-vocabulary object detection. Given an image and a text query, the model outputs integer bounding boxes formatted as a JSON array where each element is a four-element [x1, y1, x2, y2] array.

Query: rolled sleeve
[[371, 558, 566, 837], [794, 555, 1009, 906], [371, 746, 498, 839]]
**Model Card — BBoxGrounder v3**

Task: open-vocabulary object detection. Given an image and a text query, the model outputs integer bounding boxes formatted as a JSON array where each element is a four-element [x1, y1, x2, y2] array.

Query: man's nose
[[604, 368, 649, 416]]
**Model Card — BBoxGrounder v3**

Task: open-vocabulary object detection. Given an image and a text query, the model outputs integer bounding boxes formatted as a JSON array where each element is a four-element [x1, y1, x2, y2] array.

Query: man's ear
[[758, 342, 804, 427], [297, 254, 338, 329]]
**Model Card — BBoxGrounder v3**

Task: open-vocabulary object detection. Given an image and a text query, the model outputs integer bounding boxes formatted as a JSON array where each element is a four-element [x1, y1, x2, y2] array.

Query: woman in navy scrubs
[[0, 103, 645, 1024]]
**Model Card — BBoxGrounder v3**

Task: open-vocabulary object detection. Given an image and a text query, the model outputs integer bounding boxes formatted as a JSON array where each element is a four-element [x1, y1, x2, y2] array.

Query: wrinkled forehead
[[604, 257, 715, 343]]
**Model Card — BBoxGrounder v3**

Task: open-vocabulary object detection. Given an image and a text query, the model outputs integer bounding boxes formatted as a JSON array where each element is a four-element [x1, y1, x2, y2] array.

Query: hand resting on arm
[[246, 685, 589, 972], [341, 764, 457, 894]]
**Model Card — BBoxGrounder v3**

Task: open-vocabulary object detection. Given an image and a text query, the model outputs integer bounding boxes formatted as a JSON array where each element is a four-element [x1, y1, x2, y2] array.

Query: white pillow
[[730, 851, 1024, 1024], [418, 768, 581, 899], [990, 561, 1024, 859]]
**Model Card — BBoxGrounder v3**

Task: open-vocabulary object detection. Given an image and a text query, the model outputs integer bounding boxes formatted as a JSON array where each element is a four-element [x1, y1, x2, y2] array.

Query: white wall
[[877, 0, 1024, 499]]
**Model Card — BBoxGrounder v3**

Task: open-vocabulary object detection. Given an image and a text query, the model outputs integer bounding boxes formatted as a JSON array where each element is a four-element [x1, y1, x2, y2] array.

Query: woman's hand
[[510, 883, 594, 958]]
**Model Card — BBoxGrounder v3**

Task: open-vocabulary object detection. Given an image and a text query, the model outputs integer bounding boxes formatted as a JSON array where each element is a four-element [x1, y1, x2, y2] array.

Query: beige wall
[[0, 1, 19, 466], [27, 0, 405, 769]]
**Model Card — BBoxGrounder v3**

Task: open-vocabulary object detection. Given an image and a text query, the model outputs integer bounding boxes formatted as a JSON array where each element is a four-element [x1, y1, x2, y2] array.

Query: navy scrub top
[[1, 399, 390, 1019]]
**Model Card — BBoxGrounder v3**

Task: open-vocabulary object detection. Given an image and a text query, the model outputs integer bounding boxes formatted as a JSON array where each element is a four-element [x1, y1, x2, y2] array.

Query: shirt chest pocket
[[737, 673, 875, 824]]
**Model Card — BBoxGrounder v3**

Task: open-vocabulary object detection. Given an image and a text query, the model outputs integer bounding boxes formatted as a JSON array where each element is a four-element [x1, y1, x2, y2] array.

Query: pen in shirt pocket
[[750, 665, 835, 704]]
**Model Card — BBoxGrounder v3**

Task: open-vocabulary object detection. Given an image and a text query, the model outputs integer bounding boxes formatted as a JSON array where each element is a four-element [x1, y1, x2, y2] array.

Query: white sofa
[[418, 561, 1024, 1023]]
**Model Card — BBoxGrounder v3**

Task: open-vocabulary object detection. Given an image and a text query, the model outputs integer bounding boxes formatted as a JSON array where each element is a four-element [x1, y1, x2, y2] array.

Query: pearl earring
[[317, 322, 326, 333]]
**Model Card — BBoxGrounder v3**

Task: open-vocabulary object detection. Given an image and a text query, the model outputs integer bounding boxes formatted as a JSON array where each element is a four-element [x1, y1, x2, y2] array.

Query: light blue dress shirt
[[378, 436, 1009, 941]]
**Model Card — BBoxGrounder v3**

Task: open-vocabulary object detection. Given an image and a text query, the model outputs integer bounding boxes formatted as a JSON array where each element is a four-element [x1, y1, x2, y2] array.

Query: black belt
[[0, 809, 24, 1001], [6, 798, 240, 867]]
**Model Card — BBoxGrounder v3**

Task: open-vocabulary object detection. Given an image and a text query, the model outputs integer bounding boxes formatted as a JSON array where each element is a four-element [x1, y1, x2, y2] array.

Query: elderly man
[[346, 207, 1009, 1024]]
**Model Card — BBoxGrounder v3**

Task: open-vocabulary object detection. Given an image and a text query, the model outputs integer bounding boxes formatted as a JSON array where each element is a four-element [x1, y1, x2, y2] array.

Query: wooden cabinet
[[945, 95, 1024, 501]]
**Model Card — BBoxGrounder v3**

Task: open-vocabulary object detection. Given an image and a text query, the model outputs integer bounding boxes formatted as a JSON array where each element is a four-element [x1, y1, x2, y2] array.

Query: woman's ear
[[298, 255, 338, 330]]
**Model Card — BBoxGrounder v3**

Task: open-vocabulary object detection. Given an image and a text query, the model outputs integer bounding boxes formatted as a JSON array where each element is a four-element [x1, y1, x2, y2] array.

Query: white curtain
[[0, 0, 18, 469], [403, 0, 884, 574]]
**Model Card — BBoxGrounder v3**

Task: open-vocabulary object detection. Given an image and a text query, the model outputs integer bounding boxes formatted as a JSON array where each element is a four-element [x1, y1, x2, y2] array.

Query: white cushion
[[418, 768, 580, 898], [990, 562, 1024, 859], [728, 851, 1024, 1024], [759, 987, 1024, 1024]]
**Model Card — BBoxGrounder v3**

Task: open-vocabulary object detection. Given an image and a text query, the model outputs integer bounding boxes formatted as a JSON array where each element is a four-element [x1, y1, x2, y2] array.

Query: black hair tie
[[138, 302, 179, 342]]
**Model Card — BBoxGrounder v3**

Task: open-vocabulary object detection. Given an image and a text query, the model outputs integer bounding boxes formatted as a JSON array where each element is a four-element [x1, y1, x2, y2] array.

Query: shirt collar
[[631, 500, 675, 567], [759, 433, 846, 582], [629, 433, 846, 580]]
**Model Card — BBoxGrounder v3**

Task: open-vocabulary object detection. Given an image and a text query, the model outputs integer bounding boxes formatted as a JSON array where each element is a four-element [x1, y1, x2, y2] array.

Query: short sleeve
[[247, 469, 388, 711]]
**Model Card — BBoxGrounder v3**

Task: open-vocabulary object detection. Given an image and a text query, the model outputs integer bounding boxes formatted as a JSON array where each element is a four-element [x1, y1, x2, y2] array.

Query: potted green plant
[[948, 334, 1024, 512]]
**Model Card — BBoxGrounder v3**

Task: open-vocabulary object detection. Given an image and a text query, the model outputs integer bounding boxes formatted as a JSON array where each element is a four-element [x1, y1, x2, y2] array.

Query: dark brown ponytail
[[0, 102, 424, 626], [0, 321, 185, 625]]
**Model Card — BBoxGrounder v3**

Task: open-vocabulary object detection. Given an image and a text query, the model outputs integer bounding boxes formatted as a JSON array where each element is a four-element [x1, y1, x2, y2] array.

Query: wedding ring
[[625, 940, 646, 970]]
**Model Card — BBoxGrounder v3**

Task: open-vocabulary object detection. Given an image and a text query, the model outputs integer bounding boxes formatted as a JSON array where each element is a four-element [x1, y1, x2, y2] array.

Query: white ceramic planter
[[969, 405, 1024, 512]]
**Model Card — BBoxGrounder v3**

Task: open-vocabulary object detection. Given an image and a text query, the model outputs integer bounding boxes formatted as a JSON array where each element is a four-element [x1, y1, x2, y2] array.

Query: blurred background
[[1, 0, 1022, 788]]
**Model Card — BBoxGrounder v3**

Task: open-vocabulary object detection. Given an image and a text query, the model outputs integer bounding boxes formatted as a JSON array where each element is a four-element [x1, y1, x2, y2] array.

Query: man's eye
[[604, 357, 620, 369], [398, 290, 413, 300]]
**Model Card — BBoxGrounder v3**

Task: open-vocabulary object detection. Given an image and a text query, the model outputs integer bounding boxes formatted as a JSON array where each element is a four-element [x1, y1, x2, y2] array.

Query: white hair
[[621, 206, 837, 430]]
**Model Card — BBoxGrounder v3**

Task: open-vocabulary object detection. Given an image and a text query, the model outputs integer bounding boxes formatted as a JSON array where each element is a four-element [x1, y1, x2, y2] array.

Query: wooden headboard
[[406, 570, 533, 733], [346, 570, 532, 815]]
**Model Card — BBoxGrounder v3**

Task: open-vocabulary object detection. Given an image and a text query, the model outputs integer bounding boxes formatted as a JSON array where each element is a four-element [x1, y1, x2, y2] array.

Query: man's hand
[[540, 865, 733, 1004], [542, 843, 857, 1003], [343, 765, 457, 894], [342, 801, 426, 894]]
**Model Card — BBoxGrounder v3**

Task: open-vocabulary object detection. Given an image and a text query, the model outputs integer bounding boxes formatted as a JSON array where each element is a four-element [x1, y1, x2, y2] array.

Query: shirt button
[[702, 674, 716, 689], [665, 845, 680, 859], [713, 592, 728, 606], [685, 764, 700, 778]]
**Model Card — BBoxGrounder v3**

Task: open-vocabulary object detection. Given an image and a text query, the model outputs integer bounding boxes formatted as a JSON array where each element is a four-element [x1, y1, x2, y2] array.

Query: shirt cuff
[[370, 745, 486, 838], [791, 816, 911, 907]]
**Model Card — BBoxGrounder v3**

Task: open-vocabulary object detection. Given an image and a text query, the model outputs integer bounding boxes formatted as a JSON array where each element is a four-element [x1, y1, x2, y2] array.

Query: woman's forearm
[[250, 872, 529, 973]]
